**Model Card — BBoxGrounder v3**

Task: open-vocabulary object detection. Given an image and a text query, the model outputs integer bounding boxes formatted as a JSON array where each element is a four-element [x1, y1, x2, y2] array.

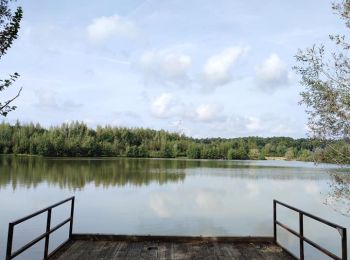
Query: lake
[[0, 156, 349, 259]]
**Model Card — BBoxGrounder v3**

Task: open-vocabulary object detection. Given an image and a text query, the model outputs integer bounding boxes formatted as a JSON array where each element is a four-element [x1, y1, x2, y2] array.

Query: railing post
[[273, 200, 277, 243], [299, 213, 304, 260], [69, 197, 75, 239], [44, 208, 52, 259], [6, 223, 14, 260], [342, 228, 347, 260]]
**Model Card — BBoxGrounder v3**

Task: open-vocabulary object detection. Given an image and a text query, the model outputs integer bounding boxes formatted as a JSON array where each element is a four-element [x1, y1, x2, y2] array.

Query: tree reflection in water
[[325, 172, 350, 217], [0, 156, 186, 190]]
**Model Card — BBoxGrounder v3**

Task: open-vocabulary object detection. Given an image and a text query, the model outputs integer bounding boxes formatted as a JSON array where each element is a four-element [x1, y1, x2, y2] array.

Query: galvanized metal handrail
[[273, 199, 347, 260], [6, 196, 75, 260]]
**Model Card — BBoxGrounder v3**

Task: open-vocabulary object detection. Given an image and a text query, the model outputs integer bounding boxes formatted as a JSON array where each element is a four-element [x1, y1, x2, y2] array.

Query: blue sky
[[0, 0, 345, 138]]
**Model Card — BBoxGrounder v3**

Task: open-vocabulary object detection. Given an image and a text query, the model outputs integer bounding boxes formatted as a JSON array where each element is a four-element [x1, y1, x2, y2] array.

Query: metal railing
[[273, 200, 347, 260], [6, 196, 75, 260]]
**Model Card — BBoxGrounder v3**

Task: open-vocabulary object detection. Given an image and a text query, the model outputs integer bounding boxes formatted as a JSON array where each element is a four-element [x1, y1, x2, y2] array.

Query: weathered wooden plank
[[173, 241, 189, 259], [258, 243, 295, 260], [51, 237, 296, 260], [201, 242, 217, 260], [81, 241, 105, 260], [156, 242, 169, 260], [187, 242, 202, 259], [213, 244, 224, 260], [219, 244, 242, 260], [112, 241, 129, 260], [98, 241, 120, 259], [124, 242, 144, 260], [54, 240, 86, 260], [138, 241, 158, 260], [236, 243, 268, 260], [50, 240, 77, 260]]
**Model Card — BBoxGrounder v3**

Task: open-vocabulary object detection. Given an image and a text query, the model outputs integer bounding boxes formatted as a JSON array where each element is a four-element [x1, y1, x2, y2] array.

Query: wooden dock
[[49, 235, 295, 260], [5, 197, 347, 260]]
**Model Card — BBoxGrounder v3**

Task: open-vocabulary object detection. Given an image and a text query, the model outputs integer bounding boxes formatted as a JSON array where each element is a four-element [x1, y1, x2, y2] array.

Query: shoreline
[[0, 153, 317, 163]]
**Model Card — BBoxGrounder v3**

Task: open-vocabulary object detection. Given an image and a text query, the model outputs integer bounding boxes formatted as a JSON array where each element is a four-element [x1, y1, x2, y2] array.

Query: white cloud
[[202, 45, 249, 88], [194, 104, 223, 122], [35, 89, 57, 108], [150, 93, 224, 124], [255, 54, 292, 92], [161, 54, 191, 79], [34, 89, 81, 111], [245, 114, 303, 136], [150, 93, 181, 118], [246, 116, 264, 132], [139, 48, 192, 86], [208, 113, 304, 138], [87, 14, 136, 42]]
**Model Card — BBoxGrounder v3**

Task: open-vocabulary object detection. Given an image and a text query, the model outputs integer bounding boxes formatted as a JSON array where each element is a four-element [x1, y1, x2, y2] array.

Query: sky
[[0, 0, 346, 138]]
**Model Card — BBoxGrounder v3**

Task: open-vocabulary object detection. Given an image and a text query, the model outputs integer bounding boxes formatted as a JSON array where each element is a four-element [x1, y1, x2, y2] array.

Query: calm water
[[0, 156, 349, 259]]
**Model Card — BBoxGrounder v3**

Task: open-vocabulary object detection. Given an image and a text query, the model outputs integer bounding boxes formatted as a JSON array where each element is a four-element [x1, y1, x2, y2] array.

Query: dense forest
[[0, 121, 346, 162]]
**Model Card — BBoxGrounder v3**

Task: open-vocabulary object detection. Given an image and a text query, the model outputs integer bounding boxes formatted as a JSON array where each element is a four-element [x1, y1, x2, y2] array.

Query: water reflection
[[0, 156, 339, 190], [0, 156, 186, 189], [1, 155, 348, 218], [325, 173, 350, 216], [0, 156, 349, 260]]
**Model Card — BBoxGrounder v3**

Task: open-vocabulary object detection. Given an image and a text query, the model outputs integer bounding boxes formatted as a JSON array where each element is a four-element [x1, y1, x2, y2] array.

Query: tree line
[[1, 121, 347, 162]]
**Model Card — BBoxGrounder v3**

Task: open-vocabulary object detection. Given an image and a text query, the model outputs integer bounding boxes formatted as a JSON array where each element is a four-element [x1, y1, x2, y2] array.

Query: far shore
[[1, 153, 306, 163], [265, 156, 287, 161]]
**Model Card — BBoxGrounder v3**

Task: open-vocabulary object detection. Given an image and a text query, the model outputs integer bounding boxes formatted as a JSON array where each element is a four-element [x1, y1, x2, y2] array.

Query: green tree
[[0, 0, 22, 116], [294, 1, 350, 164], [161, 144, 174, 158], [248, 148, 260, 160], [294, 0, 350, 215], [187, 144, 201, 159], [284, 148, 295, 161], [227, 148, 235, 160], [298, 149, 312, 161], [236, 140, 248, 159], [0, 121, 331, 162]]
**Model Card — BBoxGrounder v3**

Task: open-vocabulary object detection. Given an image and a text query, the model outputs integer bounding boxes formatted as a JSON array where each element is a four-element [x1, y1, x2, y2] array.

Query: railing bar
[[276, 220, 342, 260], [11, 209, 48, 225], [299, 213, 304, 260], [69, 197, 75, 239], [301, 213, 342, 230], [47, 238, 71, 259], [276, 220, 300, 237], [303, 236, 342, 260], [10, 217, 72, 259], [273, 200, 277, 243], [44, 209, 52, 258], [11, 197, 74, 225], [342, 228, 347, 260], [11, 232, 47, 258], [45, 196, 75, 210], [6, 224, 14, 260], [274, 200, 345, 229], [50, 217, 71, 234]]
